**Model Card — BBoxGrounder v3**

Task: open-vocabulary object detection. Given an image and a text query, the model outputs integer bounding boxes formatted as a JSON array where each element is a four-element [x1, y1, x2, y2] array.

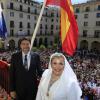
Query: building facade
[[0, 0, 60, 48], [0, 0, 100, 51], [74, 0, 100, 51]]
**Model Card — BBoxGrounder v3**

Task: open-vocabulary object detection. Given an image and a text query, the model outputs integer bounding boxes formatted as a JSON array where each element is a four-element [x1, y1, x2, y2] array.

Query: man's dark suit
[[10, 51, 42, 100]]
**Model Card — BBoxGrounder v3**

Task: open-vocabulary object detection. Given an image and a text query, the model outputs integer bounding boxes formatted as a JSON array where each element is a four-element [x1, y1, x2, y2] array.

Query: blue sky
[[35, 0, 88, 4]]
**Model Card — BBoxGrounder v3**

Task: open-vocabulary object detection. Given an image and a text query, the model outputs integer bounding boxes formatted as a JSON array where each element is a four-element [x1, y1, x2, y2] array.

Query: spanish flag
[[46, 0, 79, 56]]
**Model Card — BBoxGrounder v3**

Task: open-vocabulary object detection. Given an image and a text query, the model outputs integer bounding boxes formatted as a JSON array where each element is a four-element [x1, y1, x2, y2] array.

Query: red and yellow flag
[[46, 0, 79, 56]]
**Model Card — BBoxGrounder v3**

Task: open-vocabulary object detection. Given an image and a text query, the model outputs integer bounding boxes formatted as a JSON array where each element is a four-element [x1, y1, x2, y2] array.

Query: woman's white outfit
[[36, 53, 82, 100]]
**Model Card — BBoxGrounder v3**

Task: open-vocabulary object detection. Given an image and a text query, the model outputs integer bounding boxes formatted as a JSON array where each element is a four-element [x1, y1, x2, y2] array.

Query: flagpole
[[30, 0, 47, 50]]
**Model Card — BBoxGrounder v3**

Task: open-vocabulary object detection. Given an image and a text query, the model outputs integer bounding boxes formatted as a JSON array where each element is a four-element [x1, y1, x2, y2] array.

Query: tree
[[39, 45, 46, 50]]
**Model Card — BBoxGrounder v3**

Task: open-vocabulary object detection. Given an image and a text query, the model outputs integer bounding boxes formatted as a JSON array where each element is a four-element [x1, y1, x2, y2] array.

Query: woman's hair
[[50, 53, 65, 64]]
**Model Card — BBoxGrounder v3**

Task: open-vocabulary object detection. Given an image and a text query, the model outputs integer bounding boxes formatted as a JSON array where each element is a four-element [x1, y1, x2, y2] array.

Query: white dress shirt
[[22, 52, 31, 70]]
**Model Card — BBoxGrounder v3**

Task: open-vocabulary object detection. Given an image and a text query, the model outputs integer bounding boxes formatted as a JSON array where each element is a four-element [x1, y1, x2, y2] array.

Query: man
[[10, 37, 42, 100]]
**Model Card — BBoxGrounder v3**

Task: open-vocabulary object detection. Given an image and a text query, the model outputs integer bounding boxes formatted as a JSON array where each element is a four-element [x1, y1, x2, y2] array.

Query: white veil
[[48, 52, 82, 99], [36, 52, 82, 100], [48, 52, 77, 81]]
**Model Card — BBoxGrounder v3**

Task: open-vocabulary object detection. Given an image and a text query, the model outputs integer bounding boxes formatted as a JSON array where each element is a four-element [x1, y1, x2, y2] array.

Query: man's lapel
[[29, 52, 35, 70], [19, 52, 25, 69]]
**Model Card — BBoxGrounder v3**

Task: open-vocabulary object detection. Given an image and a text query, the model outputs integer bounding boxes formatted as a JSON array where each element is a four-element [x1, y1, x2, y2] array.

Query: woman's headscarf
[[48, 52, 77, 81], [37, 52, 82, 100]]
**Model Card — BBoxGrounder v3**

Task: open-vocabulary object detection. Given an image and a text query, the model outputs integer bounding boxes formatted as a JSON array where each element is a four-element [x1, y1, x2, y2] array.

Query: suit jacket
[[10, 51, 42, 99]]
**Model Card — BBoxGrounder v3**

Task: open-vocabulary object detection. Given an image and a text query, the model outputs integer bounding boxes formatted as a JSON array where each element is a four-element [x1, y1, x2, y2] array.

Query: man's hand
[[10, 91, 16, 99]]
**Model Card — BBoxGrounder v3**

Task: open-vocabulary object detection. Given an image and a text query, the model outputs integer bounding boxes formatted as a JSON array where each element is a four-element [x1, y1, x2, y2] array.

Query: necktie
[[24, 55, 28, 70]]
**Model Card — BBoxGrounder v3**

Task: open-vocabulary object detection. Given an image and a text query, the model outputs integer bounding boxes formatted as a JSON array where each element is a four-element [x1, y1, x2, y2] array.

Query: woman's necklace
[[46, 75, 60, 96]]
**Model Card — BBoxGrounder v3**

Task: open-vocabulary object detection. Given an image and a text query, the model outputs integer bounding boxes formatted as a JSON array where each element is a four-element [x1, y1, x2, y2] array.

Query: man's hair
[[19, 37, 31, 45]]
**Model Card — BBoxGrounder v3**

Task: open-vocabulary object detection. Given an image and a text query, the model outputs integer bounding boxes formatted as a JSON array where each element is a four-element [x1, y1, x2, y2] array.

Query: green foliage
[[39, 45, 46, 50], [53, 43, 57, 49], [54, 35, 59, 43], [48, 45, 52, 49], [32, 47, 38, 52]]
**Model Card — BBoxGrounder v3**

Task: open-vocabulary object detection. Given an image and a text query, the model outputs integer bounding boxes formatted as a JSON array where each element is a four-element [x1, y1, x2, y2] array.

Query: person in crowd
[[36, 52, 82, 100], [9, 37, 43, 100], [0, 59, 9, 68]]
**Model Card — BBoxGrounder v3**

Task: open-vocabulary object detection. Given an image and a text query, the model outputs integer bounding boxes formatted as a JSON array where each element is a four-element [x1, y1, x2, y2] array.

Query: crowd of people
[[0, 85, 11, 100], [39, 49, 100, 100], [0, 48, 100, 100], [73, 53, 100, 99]]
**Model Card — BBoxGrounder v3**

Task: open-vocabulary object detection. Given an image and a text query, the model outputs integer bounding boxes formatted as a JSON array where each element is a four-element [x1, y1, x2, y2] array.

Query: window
[[45, 18, 47, 22], [19, 29, 22, 32], [27, 22, 30, 28], [27, 0, 30, 4], [10, 21, 14, 28], [75, 15, 78, 19], [34, 9, 37, 14], [85, 7, 90, 12], [19, 22, 23, 28], [84, 14, 88, 18], [27, 15, 30, 19], [96, 21, 100, 26], [50, 41, 53, 45], [40, 24, 42, 29], [20, 5, 23, 11], [27, 30, 30, 35], [40, 30, 42, 35], [51, 13, 54, 17], [96, 13, 100, 18], [84, 22, 88, 26], [34, 23, 36, 28], [20, 0, 22, 2], [94, 30, 100, 38], [24, 0, 27, 3], [45, 12, 48, 16], [28, 7, 30, 13], [56, 19, 58, 22], [44, 38, 48, 47], [45, 30, 47, 35], [51, 31, 53, 35], [19, 13, 23, 18], [10, 2, 13, 9], [10, 12, 14, 17], [51, 25, 53, 29], [10, 29, 14, 36], [31, 2, 33, 6], [45, 25, 48, 29], [97, 5, 100, 10], [51, 19, 54, 22], [34, 16, 37, 20], [56, 25, 58, 30], [57, 13, 59, 17], [75, 8, 80, 13], [83, 30, 87, 37]]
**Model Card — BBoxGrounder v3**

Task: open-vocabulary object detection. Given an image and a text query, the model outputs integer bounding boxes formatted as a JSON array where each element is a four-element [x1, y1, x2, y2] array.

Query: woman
[[36, 53, 82, 100]]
